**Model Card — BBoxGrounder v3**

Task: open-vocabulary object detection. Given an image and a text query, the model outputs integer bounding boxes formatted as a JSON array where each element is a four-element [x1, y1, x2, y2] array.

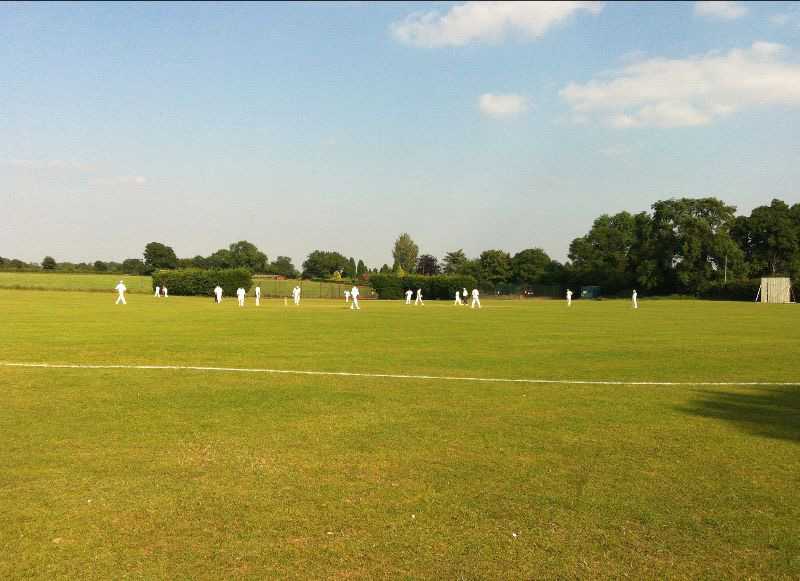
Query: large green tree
[[206, 241, 268, 272], [416, 254, 440, 276], [143, 242, 178, 270], [568, 212, 639, 292], [511, 248, 552, 285], [392, 233, 419, 273], [302, 250, 349, 278], [41, 256, 56, 270], [650, 197, 743, 292], [268, 256, 299, 278], [442, 249, 467, 274], [733, 199, 799, 276], [479, 250, 512, 286]]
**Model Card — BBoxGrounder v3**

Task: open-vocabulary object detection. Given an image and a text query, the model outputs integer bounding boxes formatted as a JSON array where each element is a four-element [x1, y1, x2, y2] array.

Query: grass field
[[0, 272, 153, 294], [1, 289, 799, 579]]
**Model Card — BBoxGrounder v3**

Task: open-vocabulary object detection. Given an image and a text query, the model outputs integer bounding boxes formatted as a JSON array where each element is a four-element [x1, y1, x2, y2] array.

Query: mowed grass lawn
[[0, 272, 153, 294], [1, 290, 799, 579]]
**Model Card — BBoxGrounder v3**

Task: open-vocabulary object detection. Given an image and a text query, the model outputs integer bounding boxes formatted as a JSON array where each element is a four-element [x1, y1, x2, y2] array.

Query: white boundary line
[[0, 361, 798, 387]]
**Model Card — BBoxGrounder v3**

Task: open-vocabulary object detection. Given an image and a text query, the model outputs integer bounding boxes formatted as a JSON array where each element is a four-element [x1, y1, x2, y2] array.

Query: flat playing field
[[1, 289, 799, 579]]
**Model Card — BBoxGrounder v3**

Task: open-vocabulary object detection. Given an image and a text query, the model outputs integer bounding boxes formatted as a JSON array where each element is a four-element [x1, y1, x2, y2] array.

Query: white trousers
[[633, 299, 638, 309], [405, 297, 411, 304], [471, 297, 481, 309], [454, 296, 462, 305], [116, 293, 126, 305], [154, 288, 160, 297], [567, 298, 571, 306], [256, 295, 260, 306], [294, 296, 300, 305], [350, 297, 360, 309], [238, 297, 244, 307], [415, 297, 423, 306]]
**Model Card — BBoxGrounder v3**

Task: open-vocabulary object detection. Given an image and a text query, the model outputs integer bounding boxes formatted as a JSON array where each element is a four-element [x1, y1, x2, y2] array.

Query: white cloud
[[391, 1, 603, 48], [693, 1, 748, 20], [4, 159, 92, 171], [478, 93, 529, 118], [88, 175, 147, 186], [560, 42, 800, 128]]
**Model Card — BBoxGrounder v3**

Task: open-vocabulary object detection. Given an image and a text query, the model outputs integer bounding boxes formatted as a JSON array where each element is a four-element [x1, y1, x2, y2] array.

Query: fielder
[[237, 287, 246, 307], [471, 288, 481, 309], [154, 285, 161, 298], [115, 280, 127, 305], [454, 289, 462, 305], [632, 289, 638, 309], [293, 286, 301, 306], [214, 285, 223, 303], [415, 288, 424, 306], [162, 286, 168, 298], [404, 289, 413, 304], [462, 288, 468, 305], [350, 285, 360, 310], [344, 289, 350, 303], [255, 285, 261, 306], [566, 289, 573, 306]]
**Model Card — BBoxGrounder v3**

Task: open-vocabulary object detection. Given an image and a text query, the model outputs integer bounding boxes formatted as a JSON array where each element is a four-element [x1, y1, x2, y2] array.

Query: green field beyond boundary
[[1, 289, 799, 579]]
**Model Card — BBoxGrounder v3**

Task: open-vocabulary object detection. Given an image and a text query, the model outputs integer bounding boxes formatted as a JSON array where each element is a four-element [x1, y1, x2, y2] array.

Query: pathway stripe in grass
[[1, 361, 798, 386]]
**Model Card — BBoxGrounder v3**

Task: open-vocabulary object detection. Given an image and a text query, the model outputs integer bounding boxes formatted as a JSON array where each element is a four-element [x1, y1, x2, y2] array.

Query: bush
[[369, 274, 477, 300], [151, 268, 252, 297], [698, 278, 760, 301]]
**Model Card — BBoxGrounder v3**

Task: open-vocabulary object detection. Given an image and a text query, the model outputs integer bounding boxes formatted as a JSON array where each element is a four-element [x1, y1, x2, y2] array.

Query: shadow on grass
[[681, 387, 800, 443]]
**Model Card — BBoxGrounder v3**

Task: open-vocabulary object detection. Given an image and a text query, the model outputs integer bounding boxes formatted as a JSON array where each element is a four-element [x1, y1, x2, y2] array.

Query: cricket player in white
[[237, 287, 246, 307], [255, 286, 261, 306], [471, 288, 481, 309], [115, 280, 127, 305], [415, 288, 424, 306], [350, 286, 360, 310], [344, 290, 350, 303], [154, 285, 160, 298], [566, 289, 573, 306], [462, 288, 468, 305], [293, 286, 301, 305], [454, 289, 462, 305], [404, 289, 413, 304], [214, 285, 223, 303], [162, 286, 168, 298], [632, 289, 638, 309]]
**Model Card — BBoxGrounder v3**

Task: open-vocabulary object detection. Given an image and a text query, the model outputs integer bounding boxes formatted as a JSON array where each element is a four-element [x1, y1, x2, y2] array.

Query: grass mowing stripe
[[2, 361, 798, 386]]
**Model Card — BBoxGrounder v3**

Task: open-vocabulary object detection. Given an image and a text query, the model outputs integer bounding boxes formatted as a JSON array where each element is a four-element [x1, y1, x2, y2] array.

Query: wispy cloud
[[693, 1, 748, 21], [3, 159, 93, 171], [391, 1, 603, 48], [560, 42, 800, 128], [770, 10, 800, 29], [478, 93, 529, 118], [88, 175, 147, 186]]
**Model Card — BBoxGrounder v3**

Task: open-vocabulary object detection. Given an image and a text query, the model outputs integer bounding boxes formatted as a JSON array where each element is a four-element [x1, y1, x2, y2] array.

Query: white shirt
[[115, 283, 126, 293], [237, 288, 245, 297], [472, 289, 479, 297], [566, 290, 572, 298], [351, 287, 359, 297], [255, 287, 261, 296], [405, 290, 413, 298], [416, 289, 422, 297], [214, 286, 222, 295], [463, 289, 468, 297]]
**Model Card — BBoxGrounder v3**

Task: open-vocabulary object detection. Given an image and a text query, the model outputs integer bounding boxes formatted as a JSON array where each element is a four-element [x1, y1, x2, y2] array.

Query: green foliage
[[356, 259, 367, 277], [369, 274, 477, 300], [392, 233, 419, 273], [144, 242, 178, 270], [302, 250, 349, 278], [268, 256, 299, 278], [698, 279, 761, 301], [442, 249, 467, 274], [733, 199, 800, 277], [151, 268, 252, 297], [479, 249, 512, 285], [41, 256, 56, 270], [416, 254, 440, 275], [511, 248, 551, 285], [93, 260, 108, 272], [379, 264, 391, 274], [207, 241, 268, 272], [122, 259, 146, 275]]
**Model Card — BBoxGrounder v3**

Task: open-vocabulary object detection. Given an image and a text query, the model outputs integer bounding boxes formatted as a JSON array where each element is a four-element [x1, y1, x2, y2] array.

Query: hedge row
[[151, 268, 252, 297], [368, 274, 477, 300], [697, 278, 761, 301]]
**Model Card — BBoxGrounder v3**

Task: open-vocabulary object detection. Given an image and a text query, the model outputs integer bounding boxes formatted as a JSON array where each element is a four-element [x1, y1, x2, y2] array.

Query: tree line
[[4, 196, 798, 296]]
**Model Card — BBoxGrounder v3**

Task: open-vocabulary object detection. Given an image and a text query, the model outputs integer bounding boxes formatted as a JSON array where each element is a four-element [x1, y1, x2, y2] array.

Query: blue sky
[[2, 1, 800, 266]]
